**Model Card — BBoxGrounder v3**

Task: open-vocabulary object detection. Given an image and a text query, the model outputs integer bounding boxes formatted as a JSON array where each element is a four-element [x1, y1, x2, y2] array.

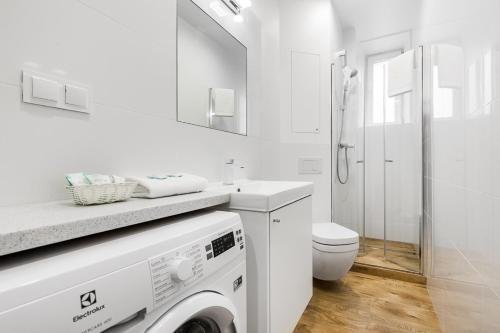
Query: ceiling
[[331, 0, 422, 41]]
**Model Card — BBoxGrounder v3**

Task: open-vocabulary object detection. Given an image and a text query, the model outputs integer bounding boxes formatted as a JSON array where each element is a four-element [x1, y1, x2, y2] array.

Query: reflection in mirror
[[177, 0, 247, 135]]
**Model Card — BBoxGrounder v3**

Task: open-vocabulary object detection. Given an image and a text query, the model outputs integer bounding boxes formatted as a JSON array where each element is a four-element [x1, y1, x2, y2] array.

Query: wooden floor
[[356, 238, 420, 273], [294, 272, 441, 333]]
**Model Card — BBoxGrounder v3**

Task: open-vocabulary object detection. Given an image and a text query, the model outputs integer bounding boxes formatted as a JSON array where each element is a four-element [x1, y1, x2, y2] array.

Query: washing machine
[[0, 211, 246, 333]]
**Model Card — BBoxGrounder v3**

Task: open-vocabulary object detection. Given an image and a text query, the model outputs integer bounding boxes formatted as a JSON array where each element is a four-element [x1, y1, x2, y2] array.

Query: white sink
[[207, 180, 313, 212]]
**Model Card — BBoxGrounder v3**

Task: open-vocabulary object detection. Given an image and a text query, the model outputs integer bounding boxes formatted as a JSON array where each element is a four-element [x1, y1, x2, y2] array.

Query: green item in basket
[[65, 173, 89, 186]]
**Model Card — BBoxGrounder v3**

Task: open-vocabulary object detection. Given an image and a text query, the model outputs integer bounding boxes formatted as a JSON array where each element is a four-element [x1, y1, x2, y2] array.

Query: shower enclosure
[[332, 46, 424, 274]]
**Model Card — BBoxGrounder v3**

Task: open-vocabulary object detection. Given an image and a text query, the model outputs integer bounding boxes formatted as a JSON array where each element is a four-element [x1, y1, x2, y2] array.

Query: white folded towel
[[387, 49, 415, 97], [127, 173, 209, 198], [211, 88, 235, 117], [432, 44, 464, 89]]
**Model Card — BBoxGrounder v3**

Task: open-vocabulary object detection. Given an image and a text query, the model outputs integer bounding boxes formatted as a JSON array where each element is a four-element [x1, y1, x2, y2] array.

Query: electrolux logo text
[[73, 305, 105, 323]]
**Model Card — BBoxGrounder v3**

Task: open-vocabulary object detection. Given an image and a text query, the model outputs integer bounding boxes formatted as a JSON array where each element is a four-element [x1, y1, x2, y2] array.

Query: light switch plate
[[65, 84, 88, 108], [22, 70, 91, 114], [298, 157, 323, 174], [32, 76, 59, 101]]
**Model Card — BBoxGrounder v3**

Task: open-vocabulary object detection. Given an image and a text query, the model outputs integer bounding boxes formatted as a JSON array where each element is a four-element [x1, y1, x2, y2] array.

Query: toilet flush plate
[[298, 157, 323, 174]]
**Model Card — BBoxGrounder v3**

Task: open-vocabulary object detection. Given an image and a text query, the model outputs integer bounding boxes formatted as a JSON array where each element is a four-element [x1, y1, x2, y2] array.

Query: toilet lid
[[312, 223, 359, 245]]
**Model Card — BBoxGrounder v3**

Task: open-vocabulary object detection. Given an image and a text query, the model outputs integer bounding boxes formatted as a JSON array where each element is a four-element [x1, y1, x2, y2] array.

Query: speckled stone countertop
[[0, 191, 230, 256]]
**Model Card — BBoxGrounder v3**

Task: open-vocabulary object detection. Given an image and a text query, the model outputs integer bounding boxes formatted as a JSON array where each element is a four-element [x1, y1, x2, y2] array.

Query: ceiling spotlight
[[210, 1, 229, 17], [221, 0, 240, 15], [236, 0, 252, 8]]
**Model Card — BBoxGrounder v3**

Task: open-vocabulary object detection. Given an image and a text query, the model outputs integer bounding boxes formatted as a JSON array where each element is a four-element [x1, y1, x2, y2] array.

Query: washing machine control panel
[[170, 257, 195, 282], [148, 243, 204, 309], [211, 231, 235, 257], [148, 224, 244, 310], [205, 227, 245, 261]]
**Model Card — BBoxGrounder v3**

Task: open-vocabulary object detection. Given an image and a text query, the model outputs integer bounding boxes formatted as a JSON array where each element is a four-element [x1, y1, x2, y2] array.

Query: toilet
[[312, 222, 359, 281]]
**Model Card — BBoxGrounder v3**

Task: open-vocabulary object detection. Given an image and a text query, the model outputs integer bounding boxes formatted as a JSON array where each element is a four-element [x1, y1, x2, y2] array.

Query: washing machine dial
[[170, 257, 194, 282]]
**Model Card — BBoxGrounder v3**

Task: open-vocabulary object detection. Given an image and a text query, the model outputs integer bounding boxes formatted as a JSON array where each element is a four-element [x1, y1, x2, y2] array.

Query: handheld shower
[[335, 53, 358, 184], [341, 66, 358, 106]]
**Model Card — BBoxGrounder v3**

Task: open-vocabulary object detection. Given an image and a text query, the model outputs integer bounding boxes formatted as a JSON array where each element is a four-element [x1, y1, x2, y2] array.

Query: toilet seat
[[312, 223, 359, 246], [313, 241, 358, 253]]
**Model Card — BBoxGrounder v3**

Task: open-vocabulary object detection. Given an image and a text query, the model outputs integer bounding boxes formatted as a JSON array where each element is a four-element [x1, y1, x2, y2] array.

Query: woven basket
[[66, 182, 138, 206]]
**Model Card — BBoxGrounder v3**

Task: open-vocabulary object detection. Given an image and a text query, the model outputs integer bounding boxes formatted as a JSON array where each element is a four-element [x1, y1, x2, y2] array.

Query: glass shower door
[[352, 47, 423, 274], [383, 47, 423, 273]]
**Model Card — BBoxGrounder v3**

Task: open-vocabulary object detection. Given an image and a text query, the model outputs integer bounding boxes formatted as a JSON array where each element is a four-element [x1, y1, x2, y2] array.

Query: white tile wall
[[420, 0, 500, 331], [260, 0, 343, 223], [0, 0, 278, 205], [331, 27, 364, 234]]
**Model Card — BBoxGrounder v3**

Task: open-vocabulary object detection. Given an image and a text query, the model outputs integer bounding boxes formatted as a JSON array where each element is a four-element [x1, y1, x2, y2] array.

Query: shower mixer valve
[[338, 142, 355, 149]]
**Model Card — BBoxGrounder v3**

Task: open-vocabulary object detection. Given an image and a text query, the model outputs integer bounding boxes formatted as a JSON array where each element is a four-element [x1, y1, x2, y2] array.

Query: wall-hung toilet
[[312, 223, 359, 281]]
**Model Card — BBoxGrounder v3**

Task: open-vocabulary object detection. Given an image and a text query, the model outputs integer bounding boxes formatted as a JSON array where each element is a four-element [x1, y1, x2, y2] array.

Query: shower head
[[342, 66, 358, 87], [341, 66, 358, 105]]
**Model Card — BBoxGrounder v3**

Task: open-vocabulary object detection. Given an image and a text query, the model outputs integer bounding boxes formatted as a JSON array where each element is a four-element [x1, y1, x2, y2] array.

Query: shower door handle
[[385, 159, 394, 163]]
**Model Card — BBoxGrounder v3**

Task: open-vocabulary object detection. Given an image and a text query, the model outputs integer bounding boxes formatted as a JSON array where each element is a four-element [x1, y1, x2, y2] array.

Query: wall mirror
[[177, 0, 247, 135]]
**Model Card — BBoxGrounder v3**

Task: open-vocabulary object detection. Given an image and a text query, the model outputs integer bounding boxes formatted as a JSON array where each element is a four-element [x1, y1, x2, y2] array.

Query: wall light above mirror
[[210, 0, 252, 22], [177, 0, 248, 136]]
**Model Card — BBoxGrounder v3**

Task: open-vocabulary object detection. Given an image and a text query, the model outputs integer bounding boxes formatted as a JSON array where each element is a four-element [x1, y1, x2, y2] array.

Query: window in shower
[[367, 52, 411, 126], [432, 66, 454, 118], [372, 60, 395, 124]]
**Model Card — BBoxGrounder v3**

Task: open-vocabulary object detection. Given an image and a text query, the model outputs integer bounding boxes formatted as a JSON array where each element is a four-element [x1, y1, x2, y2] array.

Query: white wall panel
[[419, 0, 500, 331], [291, 51, 320, 133], [0, 0, 278, 205]]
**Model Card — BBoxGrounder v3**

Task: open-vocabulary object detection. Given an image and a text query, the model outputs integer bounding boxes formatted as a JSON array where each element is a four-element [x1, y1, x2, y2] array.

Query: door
[[363, 50, 403, 252], [269, 196, 312, 333], [146, 292, 238, 333], [383, 48, 423, 273], [363, 48, 423, 273]]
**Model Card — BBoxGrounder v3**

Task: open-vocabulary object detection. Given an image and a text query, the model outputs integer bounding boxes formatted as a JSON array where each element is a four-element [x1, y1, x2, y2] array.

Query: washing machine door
[[146, 292, 240, 333]]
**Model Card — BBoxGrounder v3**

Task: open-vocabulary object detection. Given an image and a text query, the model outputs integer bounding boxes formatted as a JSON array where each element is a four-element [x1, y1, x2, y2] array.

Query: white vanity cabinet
[[230, 195, 312, 333]]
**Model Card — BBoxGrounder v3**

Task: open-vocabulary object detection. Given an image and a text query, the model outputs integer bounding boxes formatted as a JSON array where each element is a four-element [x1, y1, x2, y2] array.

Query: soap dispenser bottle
[[223, 158, 235, 185]]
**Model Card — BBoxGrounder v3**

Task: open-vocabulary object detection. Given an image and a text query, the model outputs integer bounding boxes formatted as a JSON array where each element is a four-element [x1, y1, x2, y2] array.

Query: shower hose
[[336, 107, 349, 185]]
